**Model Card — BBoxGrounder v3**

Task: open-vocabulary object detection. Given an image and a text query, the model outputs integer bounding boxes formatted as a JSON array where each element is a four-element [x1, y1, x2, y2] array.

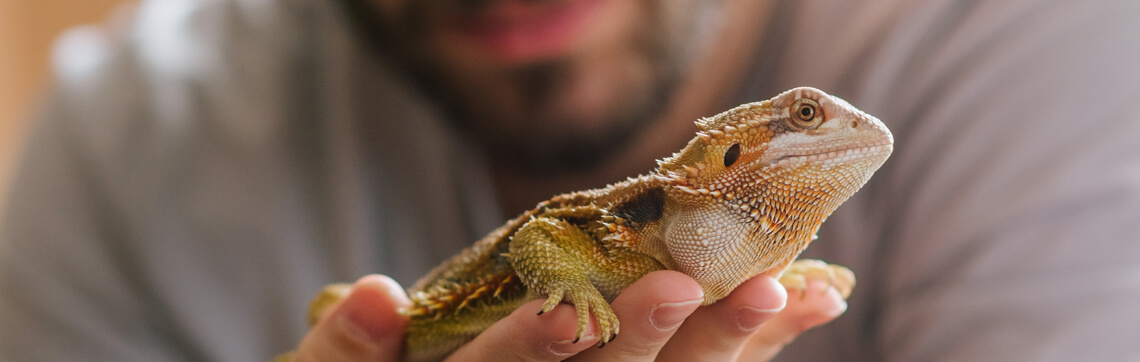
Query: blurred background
[[0, 0, 127, 213]]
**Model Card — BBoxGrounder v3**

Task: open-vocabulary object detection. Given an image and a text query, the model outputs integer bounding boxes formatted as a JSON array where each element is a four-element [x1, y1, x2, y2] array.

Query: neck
[[492, 0, 773, 215]]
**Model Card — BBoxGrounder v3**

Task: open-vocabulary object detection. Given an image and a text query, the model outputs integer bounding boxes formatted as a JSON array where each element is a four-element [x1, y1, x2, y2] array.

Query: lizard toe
[[538, 290, 564, 315], [561, 288, 619, 346], [778, 259, 857, 300]]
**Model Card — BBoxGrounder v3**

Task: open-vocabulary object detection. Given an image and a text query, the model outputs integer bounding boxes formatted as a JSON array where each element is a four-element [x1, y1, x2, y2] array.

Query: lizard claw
[[778, 259, 856, 300], [597, 332, 618, 348], [539, 287, 620, 346], [538, 290, 564, 315]]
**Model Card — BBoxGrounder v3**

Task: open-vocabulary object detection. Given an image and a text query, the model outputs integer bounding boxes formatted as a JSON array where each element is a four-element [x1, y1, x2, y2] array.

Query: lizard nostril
[[850, 120, 858, 129]]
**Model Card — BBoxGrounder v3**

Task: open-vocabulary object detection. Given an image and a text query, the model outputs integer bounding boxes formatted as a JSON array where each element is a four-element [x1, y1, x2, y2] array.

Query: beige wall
[[0, 0, 128, 210]]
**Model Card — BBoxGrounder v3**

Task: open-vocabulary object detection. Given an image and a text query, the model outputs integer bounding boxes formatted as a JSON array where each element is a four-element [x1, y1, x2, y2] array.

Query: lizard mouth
[[770, 143, 893, 168]]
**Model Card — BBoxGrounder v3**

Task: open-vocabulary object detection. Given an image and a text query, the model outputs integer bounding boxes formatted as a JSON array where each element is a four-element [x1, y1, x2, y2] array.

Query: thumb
[[294, 275, 411, 362]]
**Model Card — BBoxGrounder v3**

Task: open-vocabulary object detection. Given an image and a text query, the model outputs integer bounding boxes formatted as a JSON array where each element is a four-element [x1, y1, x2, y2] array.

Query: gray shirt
[[3, 0, 1140, 361]]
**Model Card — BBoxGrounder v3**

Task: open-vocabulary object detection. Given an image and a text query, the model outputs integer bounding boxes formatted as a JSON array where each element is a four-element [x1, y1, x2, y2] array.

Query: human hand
[[444, 270, 848, 361], [286, 270, 847, 361], [289, 275, 410, 362]]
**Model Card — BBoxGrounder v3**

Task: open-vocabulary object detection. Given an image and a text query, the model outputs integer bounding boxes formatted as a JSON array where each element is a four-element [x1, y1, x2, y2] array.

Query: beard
[[345, 0, 720, 175], [445, 58, 680, 174]]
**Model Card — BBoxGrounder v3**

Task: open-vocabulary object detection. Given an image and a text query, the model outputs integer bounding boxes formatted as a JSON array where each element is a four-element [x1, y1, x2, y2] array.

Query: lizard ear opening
[[724, 143, 741, 167]]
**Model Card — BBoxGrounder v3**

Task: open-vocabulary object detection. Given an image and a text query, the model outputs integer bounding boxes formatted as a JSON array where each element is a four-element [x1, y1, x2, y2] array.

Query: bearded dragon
[[291, 87, 893, 361]]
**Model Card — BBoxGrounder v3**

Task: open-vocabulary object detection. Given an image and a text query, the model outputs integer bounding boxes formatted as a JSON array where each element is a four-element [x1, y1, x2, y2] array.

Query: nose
[[822, 96, 892, 138]]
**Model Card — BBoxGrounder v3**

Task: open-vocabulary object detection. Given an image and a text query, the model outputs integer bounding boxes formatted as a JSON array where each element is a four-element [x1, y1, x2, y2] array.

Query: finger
[[742, 278, 848, 361], [569, 270, 704, 362], [658, 275, 787, 362], [294, 275, 410, 362], [446, 298, 596, 362]]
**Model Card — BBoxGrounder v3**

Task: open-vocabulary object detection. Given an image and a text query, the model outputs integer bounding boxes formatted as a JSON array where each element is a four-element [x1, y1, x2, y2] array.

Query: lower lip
[[445, 0, 608, 63], [772, 144, 893, 166]]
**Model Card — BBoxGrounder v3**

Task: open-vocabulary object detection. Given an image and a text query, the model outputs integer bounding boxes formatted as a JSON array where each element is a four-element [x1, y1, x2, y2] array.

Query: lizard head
[[651, 87, 893, 301]]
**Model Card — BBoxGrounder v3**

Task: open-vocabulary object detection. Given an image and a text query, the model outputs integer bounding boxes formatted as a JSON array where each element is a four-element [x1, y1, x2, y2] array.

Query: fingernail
[[549, 335, 597, 356], [371, 275, 411, 308], [650, 299, 703, 331], [735, 305, 782, 332]]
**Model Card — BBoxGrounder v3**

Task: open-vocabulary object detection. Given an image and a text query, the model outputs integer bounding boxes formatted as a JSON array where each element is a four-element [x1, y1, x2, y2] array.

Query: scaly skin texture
[[296, 87, 893, 361]]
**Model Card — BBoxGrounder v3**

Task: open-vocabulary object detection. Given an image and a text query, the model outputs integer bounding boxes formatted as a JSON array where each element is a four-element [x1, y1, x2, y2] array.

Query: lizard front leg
[[508, 217, 662, 345]]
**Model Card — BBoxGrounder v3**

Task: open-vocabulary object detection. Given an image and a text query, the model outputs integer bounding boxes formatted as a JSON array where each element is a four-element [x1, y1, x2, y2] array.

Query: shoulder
[[44, 0, 354, 153]]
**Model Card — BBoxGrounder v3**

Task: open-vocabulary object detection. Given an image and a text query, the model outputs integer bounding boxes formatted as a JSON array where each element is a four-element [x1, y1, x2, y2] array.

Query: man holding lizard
[[3, 0, 1140, 361]]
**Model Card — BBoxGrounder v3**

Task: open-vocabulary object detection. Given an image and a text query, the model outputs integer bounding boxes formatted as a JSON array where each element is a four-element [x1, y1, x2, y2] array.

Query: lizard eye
[[790, 99, 824, 129], [797, 104, 815, 121], [723, 143, 741, 167]]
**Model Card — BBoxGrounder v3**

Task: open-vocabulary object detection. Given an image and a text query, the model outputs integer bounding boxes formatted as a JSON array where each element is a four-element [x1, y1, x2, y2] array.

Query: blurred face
[[357, 0, 723, 172]]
